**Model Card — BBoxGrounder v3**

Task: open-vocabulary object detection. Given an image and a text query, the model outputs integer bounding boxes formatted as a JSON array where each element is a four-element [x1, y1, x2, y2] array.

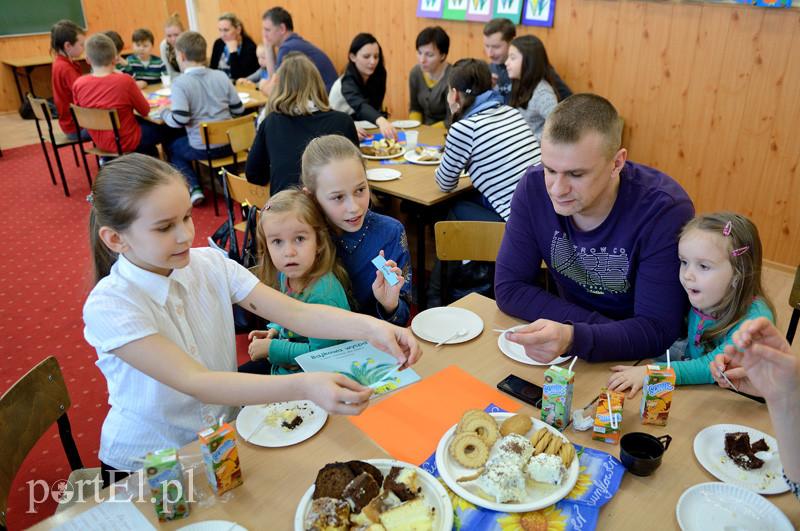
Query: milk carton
[[592, 389, 625, 445], [143, 448, 190, 521], [541, 365, 575, 430], [640, 364, 676, 426], [198, 421, 243, 495]]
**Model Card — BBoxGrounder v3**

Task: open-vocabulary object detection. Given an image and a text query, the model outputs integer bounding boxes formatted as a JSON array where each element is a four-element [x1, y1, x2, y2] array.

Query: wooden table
[[3, 55, 69, 106], [31, 293, 800, 529], [141, 83, 267, 124], [365, 125, 473, 309]]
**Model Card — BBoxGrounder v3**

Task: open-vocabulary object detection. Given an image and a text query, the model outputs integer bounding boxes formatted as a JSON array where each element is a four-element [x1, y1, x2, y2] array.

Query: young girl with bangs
[[609, 212, 775, 397], [244, 189, 351, 375]]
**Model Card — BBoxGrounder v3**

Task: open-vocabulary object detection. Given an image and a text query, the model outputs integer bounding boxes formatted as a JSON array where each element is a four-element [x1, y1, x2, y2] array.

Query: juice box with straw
[[198, 421, 243, 495], [640, 364, 676, 426], [541, 364, 575, 429], [143, 448, 190, 521], [592, 388, 625, 444]]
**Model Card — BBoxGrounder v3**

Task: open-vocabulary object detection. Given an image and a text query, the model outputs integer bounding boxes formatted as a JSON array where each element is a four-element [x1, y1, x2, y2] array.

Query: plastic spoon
[[435, 327, 468, 348]]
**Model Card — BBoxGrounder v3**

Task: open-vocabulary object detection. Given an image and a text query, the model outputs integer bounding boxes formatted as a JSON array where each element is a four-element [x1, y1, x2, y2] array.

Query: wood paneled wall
[[0, 0, 181, 113], [222, 0, 799, 266]]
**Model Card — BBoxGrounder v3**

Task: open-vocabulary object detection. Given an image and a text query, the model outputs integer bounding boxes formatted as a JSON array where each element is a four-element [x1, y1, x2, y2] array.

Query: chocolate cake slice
[[342, 472, 380, 513], [751, 438, 769, 453], [312, 462, 355, 499], [724, 432, 765, 470], [346, 460, 384, 486], [383, 466, 421, 502]]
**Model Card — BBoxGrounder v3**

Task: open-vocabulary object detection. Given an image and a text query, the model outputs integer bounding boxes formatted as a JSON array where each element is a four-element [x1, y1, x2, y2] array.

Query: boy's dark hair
[[103, 30, 124, 53], [175, 31, 207, 63], [50, 19, 85, 53], [132, 28, 155, 45], [262, 7, 293, 31], [448, 58, 493, 123], [483, 18, 516, 41], [85, 33, 117, 67], [415, 26, 450, 56]]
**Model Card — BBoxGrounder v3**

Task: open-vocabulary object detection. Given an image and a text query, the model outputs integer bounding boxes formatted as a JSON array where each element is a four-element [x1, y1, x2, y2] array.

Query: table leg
[[415, 207, 428, 310], [12, 67, 25, 107], [25, 66, 37, 98]]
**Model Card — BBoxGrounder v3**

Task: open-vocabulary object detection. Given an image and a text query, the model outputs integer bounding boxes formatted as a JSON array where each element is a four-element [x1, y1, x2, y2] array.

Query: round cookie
[[449, 432, 490, 468], [500, 414, 533, 436], [457, 410, 500, 446]]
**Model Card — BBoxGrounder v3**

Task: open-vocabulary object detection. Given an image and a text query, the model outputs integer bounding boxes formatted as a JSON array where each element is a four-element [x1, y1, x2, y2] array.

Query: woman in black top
[[330, 33, 396, 140], [246, 53, 359, 194], [209, 12, 259, 80]]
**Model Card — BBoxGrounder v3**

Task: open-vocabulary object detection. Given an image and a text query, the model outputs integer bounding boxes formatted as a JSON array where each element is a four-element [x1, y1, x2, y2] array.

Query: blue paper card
[[371, 254, 400, 286]]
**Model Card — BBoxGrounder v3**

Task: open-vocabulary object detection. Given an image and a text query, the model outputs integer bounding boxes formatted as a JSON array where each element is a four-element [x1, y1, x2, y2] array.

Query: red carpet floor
[[0, 144, 249, 529]]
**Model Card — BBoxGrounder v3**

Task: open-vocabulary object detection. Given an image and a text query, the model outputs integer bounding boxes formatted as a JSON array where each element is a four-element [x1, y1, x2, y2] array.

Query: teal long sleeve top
[[267, 272, 350, 375]]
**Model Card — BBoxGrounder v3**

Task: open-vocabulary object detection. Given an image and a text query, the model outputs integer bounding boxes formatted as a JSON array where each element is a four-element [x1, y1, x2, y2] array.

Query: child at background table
[[123, 28, 165, 88], [301, 135, 411, 326], [160, 12, 184, 79], [83, 154, 420, 483], [609, 212, 775, 397], [243, 189, 351, 375], [237, 44, 270, 87], [50, 19, 88, 141], [103, 30, 126, 69], [506, 35, 560, 139]]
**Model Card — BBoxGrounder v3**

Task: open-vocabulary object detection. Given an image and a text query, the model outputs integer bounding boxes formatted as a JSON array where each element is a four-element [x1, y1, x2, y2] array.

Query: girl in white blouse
[[83, 154, 420, 483]]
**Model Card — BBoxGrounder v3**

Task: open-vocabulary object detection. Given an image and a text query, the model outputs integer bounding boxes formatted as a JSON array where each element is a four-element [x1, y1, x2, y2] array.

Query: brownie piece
[[724, 432, 765, 470], [342, 472, 380, 513], [751, 438, 769, 453], [383, 466, 420, 502], [312, 462, 355, 499], [346, 460, 384, 486]]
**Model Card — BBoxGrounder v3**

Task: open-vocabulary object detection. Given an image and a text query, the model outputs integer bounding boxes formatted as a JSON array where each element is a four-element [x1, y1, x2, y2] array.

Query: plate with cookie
[[237, 400, 328, 448], [294, 458, 453, 531], [435, 410, 580, 512], [404, 146, 442, 165], [360, 138, 406, 160], [693, 424, 786, 494]]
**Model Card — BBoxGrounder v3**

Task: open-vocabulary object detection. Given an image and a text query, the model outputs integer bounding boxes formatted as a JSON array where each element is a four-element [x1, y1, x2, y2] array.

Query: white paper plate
[[360, 146, 407, 160], [411, 307, 484, 345], [693, 424, 787, 494], [236, 400, 327, 448], [293, 459, 453, 531], [237, 91, 251, 100], [155, 88, 171, 96], [391, 119, 421, 129], [497, 324, 571, 366], [366, 168, 401, 182], [404, 150, 441, 165], [435, 412, 579, 512], [355, 120, 378, 130], [676, 482, 793, 531], [178, 522, 247, 531]]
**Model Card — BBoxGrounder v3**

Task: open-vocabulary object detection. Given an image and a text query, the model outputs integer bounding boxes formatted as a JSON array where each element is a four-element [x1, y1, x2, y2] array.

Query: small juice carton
[[541, 365, 575, 430], [640, 364, 676, 426], [143, 448, 190, 521], [592, 388, 625, 444], [198, 421, 243, 495]]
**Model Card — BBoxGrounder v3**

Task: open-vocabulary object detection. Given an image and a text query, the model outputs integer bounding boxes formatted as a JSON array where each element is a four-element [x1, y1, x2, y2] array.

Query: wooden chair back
[[787, 265, 800, 344], [434, 221, 506, 262], [0, 357, 82, 529], [27, 94, 53, 122], [201, 114, 256, 147], [226, 172, 269, 209], [227, 122, 257, 155], [69, 105, 120, 131]]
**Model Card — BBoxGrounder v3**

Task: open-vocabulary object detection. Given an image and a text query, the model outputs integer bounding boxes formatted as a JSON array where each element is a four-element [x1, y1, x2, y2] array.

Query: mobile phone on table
[[497, 374, 544, 409]]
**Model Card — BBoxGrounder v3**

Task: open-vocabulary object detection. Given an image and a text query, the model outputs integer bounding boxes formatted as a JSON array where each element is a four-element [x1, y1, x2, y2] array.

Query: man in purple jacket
[[495, 94, 694, 363]]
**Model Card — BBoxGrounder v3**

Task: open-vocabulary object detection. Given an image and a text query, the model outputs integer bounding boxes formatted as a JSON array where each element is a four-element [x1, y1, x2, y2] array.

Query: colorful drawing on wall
[[522, 0, 556, 26], [442, 0, 469, 19], [466, 0, 494, 21], [493, 0, 524, 22], [754, 0, 791, 6], [417, 0, 444, 18]]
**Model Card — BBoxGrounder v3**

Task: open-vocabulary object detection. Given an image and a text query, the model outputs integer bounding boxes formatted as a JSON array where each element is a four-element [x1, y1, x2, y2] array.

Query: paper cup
[[160, 74, 171, 87], [405, 130, 419, 150]]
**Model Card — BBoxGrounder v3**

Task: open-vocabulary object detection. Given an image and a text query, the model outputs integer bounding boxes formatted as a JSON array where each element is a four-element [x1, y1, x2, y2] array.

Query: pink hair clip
[[731, 246, 749, 257], [723, 221, 732, 236]]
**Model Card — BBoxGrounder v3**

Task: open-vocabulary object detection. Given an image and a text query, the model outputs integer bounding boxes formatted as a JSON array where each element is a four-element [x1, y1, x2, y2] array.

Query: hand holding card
[[371, 254, 400, 286]]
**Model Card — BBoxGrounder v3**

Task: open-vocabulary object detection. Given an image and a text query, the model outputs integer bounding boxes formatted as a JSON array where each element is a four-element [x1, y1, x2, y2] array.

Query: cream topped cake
[[491, 434, 534, 468], [475, 459, 527, 503], [526, 453, 565, 486]]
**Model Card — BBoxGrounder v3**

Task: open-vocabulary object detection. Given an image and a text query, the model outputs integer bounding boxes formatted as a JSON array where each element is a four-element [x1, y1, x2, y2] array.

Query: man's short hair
[[543, 93, 623, 158], [483, 18, 516, 41], [132, 28, 154, 45], [175, 31, 206, 63], [262, 7, 293, 31], [103, 30, 124, 53], [85, 33, 116, 67], [415, 26, 450, 56]]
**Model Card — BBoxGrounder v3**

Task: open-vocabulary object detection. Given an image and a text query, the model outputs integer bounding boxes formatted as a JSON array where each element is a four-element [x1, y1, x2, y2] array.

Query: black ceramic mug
[[619, 432, 672, 476]]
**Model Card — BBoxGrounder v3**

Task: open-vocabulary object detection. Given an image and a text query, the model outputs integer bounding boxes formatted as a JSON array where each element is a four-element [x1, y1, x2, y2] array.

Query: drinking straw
[[666, 349, 671, 369], [608, 391, 618, 430], [568, 356, 577, 373]]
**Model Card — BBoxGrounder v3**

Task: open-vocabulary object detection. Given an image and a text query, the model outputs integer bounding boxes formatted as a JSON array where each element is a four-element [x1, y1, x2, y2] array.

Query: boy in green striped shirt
[[124, 28, 165, 88]]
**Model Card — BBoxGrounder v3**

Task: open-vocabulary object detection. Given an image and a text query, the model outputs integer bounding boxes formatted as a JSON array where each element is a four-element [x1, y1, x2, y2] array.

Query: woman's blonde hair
[[300, 134, 364, 194], [267, 53, 331, 116], [164, 12, 184, 31], [255, 189, 350, 295], [681, 212, 775, 351]]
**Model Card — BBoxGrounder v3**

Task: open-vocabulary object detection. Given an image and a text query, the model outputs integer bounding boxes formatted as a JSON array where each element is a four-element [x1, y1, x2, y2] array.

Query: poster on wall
[[466, 0, 494, 21], [521, 0, 556, 26], [493, 0, 524, 22], [442, 0, 469, 19], [417, 0, 444, 18]]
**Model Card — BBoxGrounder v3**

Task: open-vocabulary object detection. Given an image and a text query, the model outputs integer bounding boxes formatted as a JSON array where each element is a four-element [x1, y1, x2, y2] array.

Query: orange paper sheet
[[348, 365, 521, 464]]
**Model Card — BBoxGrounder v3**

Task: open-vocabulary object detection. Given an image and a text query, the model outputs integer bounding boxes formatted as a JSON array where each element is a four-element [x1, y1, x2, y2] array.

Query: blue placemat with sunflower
[[419, 404, 625, 530]]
